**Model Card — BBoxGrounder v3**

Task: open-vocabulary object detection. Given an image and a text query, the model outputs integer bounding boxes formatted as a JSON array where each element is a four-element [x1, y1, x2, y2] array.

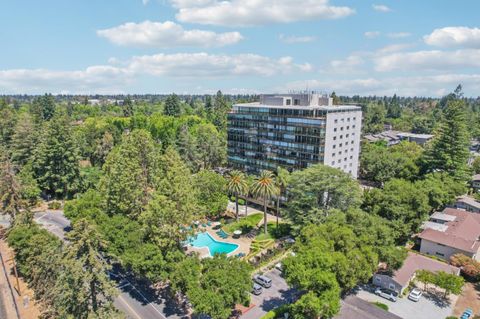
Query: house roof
[[456, 195, 480, 209], [391, 252, 460, 287], [335, 295, 402, 319], [418, 208, 480, 253], [472, 174, 480, 182]]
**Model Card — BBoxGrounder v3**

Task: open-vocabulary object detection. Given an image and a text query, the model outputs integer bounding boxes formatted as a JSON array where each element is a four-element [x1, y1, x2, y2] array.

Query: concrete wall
[[323, 109, 362, 178], [420, 238, 477, 261], [372, 274, 404, 294]]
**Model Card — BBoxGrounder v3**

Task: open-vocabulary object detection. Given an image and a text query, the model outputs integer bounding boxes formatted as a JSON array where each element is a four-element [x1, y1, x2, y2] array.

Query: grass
[[372, 301, 389, 311], [223, 213, 263, 233], [255, 222, 292, 241]]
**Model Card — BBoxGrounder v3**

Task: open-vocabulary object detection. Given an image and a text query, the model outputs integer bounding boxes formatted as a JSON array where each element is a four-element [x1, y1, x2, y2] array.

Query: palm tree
[[275, 167, 289, 230], [226, 170, 248, 221], [251, 170, 278, 234]]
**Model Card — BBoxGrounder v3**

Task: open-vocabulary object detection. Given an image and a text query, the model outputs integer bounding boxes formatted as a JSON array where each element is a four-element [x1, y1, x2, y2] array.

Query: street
[[33, 211, 185, 319]]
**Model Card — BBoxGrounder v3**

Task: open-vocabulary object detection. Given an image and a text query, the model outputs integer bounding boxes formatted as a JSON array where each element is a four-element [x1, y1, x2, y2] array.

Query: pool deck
[[186, 225, 252, 259]]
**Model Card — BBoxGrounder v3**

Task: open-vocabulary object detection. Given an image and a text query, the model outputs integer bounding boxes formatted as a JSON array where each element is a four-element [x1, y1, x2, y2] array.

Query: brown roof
[[392, 252, 460, 287], [418, 208, 480, 253], [335, 295, 402, 319]]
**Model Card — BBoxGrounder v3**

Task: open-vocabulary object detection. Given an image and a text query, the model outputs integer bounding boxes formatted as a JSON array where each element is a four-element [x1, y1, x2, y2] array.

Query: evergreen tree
[[32, 114, 81, 198], [100, 129, 160, 217], [123, 96, 134, 117], [11, 112, 38, 166], [423, 100, 470, 180], [32, 93, 56, 121], [164, 94, 181, 116], [65, 219, 117, 316], [212, 90, 229, 131], [0, 154, 22, 221]]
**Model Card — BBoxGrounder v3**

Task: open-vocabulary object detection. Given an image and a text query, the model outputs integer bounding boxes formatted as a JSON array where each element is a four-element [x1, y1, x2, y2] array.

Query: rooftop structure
[[227, 93, 362, 177], [419, 208, 480, 260], [455, 195, 480, 213], [364, 130, 433, 146]]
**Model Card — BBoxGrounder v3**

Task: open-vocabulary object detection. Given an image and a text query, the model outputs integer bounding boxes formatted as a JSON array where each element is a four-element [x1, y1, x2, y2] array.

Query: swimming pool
[[189, 232, 239, 256]]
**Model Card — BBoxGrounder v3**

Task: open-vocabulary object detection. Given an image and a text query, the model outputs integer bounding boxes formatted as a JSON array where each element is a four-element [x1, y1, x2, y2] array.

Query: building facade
[[227, 93, 362, 177]]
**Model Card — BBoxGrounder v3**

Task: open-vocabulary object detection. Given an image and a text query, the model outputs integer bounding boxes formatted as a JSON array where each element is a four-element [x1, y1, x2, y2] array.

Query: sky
[[1, 0, 480, 96]]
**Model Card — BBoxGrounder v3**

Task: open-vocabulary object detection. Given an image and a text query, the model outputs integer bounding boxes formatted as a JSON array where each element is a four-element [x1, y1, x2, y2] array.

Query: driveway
[[241, 269, 297, 319], [355, 286, 457, 319]]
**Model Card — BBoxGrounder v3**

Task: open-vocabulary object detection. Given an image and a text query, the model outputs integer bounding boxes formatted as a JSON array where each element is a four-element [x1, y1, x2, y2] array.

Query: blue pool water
[[189, 232, 238, 256]]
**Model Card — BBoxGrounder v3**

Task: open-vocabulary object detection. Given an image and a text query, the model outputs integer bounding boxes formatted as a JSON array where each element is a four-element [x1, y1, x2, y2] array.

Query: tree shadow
[[422, 290, 452, 309]]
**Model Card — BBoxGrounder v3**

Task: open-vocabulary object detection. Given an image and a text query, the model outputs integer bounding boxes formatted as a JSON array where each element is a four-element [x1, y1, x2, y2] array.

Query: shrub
[[47, 200, 62, 210], [445, 316, 457, 319], [372, 302, 389, 311], [450, 253, 480, 278]]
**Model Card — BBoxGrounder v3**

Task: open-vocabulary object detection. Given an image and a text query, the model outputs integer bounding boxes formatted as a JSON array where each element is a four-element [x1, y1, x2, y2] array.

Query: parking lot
[[241, 269, 297, 319], [356, 286, 458, 319]]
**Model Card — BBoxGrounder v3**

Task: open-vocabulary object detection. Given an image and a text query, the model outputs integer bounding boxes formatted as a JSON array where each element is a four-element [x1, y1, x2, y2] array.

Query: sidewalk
[[0, 237, 41, 319]]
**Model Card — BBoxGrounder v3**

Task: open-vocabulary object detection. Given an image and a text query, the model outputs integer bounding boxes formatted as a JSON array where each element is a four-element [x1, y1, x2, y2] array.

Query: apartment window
[[349, 163, 353, 167], [286, 99, 291, 105], [337, 159, 341, 163], [344, 165, 347, 169], [347, 118, 350, 121], [344, 157, 347, 161], [350, 156, 353, 159], [332, 153, 336, 157], [331, 161, 335, 165], [340, 127, 344, 131], [340, 135, 343, 139], [353, 117, 356, 120], [333, 145, 336, 149], [334, 128, 337, 132], [333, 137, 337, 140], [334, 119, 338, 124], [351, 148, 354, 152], [339, 143, 343, 147], [345, 141, 349, 145], [346, 134, 349, 138], [339, 151, 342, 155], [352, 125, 356, 128], [347, 126, 350, 129]]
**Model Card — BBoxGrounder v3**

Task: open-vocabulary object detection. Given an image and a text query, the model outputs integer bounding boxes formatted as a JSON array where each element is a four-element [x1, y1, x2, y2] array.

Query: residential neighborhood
[[1, 1, 480, 319]]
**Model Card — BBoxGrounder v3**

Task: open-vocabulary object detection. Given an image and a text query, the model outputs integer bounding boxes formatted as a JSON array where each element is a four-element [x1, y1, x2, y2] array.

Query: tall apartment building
[[227, 92, 362, 177]]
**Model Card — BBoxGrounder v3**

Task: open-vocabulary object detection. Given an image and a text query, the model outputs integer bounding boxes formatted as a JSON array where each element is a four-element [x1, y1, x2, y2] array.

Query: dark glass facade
[[227, 105, 327, 173]]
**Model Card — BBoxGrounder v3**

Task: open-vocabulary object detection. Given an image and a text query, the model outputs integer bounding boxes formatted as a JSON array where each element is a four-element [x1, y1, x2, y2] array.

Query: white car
[[374, 288, 398, 302], [408, 288, 422, 302]]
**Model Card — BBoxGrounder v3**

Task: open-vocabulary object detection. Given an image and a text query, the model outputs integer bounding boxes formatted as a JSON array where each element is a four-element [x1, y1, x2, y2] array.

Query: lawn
[[255, 222, 291, 241], [223, 213, 263, 233]]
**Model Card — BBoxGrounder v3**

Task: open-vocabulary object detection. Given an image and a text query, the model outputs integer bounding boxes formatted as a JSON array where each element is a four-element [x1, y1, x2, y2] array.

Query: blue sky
[[1, 0, 480, 96]]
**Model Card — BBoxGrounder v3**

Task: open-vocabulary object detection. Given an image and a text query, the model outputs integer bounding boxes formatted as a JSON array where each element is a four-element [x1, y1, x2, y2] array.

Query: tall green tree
[[211, 90, 230, 131], [123, 96, 134, 117], [194, 170, 228, 218], [100, 129, 160, 217], [164, 94, 181, 116], [33, 114, 81, 198], [0, 155, 22, 221], [10, 112, 38, 166], [32, 93, 56, 121], [65, 219, 117, 315], [251, 170, 278, 234], [285, 164, 361, 228], [423, 100, 470, 180], [226, 170, 248, 221], [274, 166, 289, 229]]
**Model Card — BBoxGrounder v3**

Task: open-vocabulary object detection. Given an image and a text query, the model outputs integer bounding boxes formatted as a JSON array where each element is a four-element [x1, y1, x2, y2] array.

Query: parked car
[[408, 288, 422, 302], [460, 308, 473, 319], [374, 288, 398, 302], [253, 274, 272, 288], [252, 283, 263, 295]]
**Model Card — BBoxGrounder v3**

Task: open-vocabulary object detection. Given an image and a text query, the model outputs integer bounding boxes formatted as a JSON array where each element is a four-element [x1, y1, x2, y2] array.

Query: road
[[33, 211, 185, 319]]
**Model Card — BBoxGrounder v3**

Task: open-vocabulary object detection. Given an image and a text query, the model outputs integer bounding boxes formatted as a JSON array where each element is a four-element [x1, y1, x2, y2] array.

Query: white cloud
[[0, 66, 131, 94], [171, 0, 355, 27], [97, 20, 243, 48], [374, 49, 480, 72], [372, 4, 391, 12], [283, 74, 480, 97], [279, 34, 316, 44], [365, 31, 381, 39], [387, 32, 411, 38], [128, 52, 313, 77], [0, 52, 312, 93], [327, 55, 364, 74], [142, 0, 149, 5], [424, 26, 480, 48], [376, 43, 413, 54]]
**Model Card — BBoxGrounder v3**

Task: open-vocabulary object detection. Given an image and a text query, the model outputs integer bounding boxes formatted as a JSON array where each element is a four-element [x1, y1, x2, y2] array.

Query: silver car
[[253, 274, 272, 288], [374, 288, 398, 302], [408, 288, 422, 302], [252, 283, 263, 295]]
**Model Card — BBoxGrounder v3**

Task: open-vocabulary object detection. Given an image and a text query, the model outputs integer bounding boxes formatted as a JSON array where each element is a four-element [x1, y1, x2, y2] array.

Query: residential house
[[419, 208, 480, 260], [455, 195, 480, 213], [372, 252, 460, 294], [364, 130, 433, 146], [472, 174, 480, 192]]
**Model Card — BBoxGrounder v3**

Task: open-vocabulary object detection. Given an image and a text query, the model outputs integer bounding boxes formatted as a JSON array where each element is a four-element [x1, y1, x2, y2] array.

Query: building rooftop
[[430, 211, 457, 222], [418, 208, 480, 253], [335, 295, 402, 319], [457, 195, 480, 209], [473, 174, 480, 182], [391, 252, 459, 287], [233, 101, 361, 111]]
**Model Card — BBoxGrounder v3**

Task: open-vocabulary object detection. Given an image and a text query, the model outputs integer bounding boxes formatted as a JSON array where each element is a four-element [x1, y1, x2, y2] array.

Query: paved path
[[33, 211, 185, 319], [227, 202, 283, 225]]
